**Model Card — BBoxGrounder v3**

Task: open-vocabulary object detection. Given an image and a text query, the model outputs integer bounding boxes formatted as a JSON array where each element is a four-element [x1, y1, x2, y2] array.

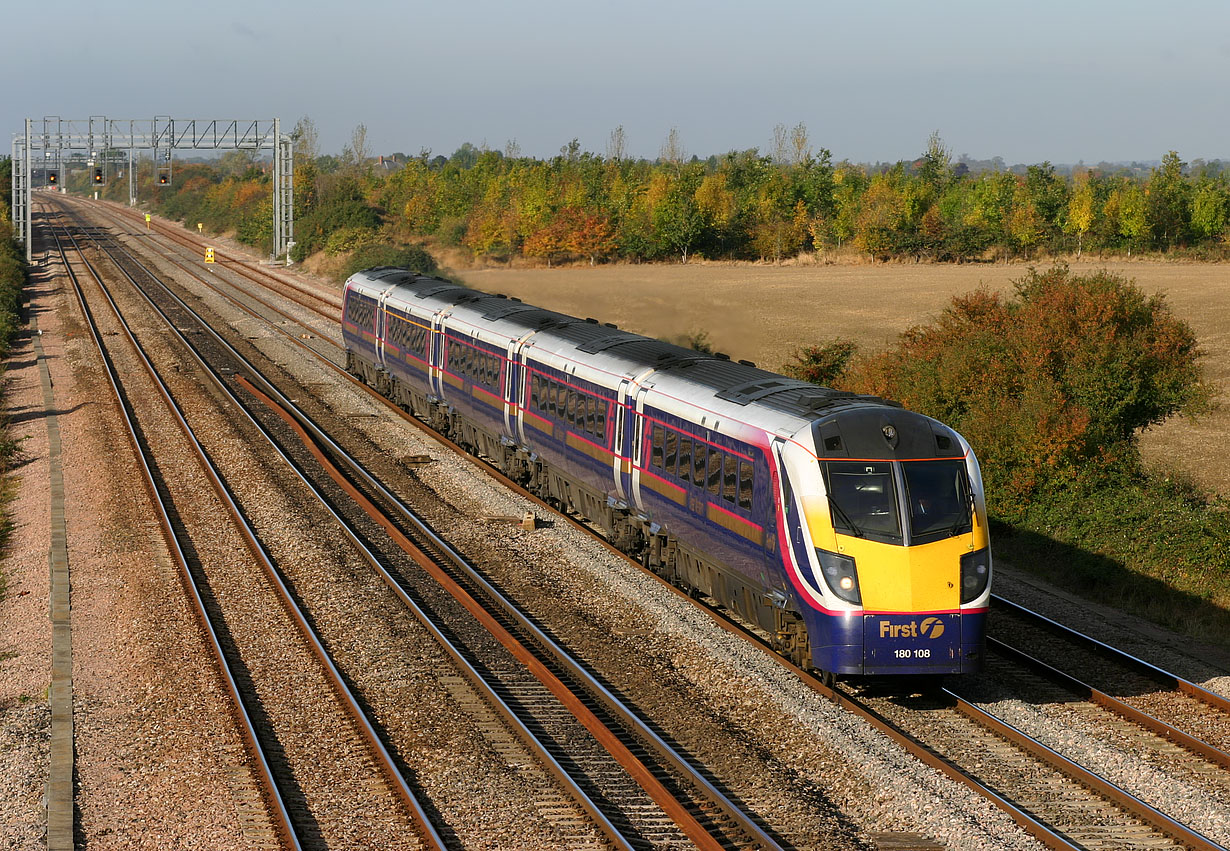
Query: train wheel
[[819, 670, 836, 689]]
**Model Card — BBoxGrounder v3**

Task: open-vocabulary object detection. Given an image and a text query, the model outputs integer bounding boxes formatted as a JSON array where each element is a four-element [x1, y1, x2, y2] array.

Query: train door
[[375, 287, 391, 370], [628, 382, 652, 513], [429, 310, 447, 400], [502, 337, 519, 439], [612, 379, 632, 502]]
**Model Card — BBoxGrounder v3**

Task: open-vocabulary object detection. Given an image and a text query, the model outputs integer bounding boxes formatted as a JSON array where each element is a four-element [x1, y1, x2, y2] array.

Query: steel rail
[[75, 214, 769, 849], [50, 212, 448, 850], [97, 199, 341, 320], [984, 635, 1230, 770], [992, 594, 1230, 714], [944, 687, 1226, 851], [45, 219, 303, 851]]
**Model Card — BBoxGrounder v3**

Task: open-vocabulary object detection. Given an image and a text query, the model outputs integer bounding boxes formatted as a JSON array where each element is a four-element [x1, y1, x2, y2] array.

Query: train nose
[[862, 612, 963, 674]]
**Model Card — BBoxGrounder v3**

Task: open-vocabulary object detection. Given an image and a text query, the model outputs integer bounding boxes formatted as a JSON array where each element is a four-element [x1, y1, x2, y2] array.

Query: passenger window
[[678, 438, 693, 484], [723, 455, 738, 503], [664, 431, 678, 476], [707, 450, 723, 496], [565, 389, 577, 425], [596, 400, 607, 436], [692, 443, 707, 487], [531, 375, 541, 409], [651, 426, 664, 469], [739, 461, 754, 510], [585, 397, 597, 436]]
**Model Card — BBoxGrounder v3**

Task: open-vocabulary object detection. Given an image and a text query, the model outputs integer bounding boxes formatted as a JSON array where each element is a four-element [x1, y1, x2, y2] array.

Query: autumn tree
[[1065, 172, 1096, 257], [845, 266, 1210, 506]]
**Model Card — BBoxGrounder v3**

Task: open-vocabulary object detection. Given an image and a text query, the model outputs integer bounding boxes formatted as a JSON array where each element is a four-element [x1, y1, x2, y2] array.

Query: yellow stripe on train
[[706, 504, 764, 545]]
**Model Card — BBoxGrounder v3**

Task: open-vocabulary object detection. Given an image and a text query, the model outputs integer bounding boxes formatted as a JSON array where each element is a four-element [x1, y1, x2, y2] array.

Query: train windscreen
[[902, 459, 972, 544]]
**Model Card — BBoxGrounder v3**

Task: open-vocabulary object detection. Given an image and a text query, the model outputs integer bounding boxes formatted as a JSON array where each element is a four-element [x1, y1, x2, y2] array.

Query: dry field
[[462, 260, 1230, 497]]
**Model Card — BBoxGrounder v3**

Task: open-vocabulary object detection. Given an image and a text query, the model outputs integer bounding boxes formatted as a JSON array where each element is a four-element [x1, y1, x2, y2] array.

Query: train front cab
[[777, 430, 991, 679]]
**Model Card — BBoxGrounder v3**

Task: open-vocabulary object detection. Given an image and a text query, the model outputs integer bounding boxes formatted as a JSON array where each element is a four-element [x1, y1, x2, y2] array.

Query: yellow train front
[[777, 406, 991, 678]]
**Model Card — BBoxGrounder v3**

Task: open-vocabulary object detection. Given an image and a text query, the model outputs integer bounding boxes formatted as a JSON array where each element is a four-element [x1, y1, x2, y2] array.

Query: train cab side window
[[722, 455, 738, 504], [707, 450, 723, 496], [651, 426, 665, 468], [678, 438, 693, 485], [692, 443, 707, 488], [664, 431, 678, 477], [739, 461, 754, 510]]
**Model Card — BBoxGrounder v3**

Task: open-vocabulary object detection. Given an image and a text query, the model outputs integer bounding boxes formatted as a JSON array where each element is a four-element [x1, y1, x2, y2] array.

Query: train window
[[739, 461, 754, 510], [664, 431, 678, 477], [531, 375, 541, 409], [563, 389, 575, 425], [678, 438, 693, 485], [692, 443, 707, 487], [707, 449, 723, 496], [545, 381, 556, 415], [583, 398, 597, 435], [723, 455, 738, 504], [651, 426, 664, 468], [596, 400, 607, 436]]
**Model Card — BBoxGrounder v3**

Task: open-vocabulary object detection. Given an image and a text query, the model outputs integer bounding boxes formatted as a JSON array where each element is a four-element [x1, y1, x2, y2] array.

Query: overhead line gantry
[[10, 116, 294, 263]]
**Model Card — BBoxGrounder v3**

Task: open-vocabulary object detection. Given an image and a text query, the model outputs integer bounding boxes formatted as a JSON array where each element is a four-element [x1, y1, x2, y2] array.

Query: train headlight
[[959, 548, 991, 603], [816, 549, 861, 605]]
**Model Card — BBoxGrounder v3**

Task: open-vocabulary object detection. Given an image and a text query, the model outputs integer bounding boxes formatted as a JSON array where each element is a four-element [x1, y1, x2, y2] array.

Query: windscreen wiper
[[827, 494, 863, 538]]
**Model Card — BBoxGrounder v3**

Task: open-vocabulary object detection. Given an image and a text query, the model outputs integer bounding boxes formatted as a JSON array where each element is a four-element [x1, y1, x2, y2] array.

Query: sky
[[6, 0, 1228, 166]]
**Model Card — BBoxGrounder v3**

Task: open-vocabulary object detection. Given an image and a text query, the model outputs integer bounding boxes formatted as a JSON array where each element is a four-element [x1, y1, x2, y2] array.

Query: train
[[341, 267, 991, 680]]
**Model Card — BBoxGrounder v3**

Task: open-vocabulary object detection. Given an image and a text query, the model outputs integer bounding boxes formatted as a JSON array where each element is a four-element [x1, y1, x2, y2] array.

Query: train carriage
[[342, 267, 991, 680]]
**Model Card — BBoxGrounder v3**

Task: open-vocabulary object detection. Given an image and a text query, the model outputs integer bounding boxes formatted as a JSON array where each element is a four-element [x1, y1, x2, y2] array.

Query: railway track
[[45, 215, 440, 850], [50, 199, 789, 849], [53, 196, 1230, 849]]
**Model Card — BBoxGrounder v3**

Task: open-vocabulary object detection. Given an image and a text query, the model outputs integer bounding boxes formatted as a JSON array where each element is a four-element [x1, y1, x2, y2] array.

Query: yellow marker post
[[197, 222, 203, 234], [144, 213, 151, 230], [205, 247, 215, 264]]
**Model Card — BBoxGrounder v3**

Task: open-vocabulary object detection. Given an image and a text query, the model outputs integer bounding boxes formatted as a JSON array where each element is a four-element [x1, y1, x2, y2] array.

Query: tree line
[[71, 125, 1230, 268]]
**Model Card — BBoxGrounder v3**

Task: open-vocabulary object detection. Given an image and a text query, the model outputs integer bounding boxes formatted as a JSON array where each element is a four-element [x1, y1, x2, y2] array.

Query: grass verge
[[0, 222, 28, 603], [992, 468, 1230, 651]]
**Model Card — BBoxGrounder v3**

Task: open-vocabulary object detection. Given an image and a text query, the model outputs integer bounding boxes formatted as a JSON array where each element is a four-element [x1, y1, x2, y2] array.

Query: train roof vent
[[578, 333, 638, 354], [655, 351, 707, 370], [585, 317, 599, 324], [716, 378, 794, 405], [365, 266, 407, 279], [481, 302, 538, 321], [413, 283, 462, 299]]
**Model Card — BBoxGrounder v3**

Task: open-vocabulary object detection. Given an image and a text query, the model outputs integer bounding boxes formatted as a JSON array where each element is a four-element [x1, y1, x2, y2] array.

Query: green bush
[[324, 226, 381, 255], [782, 339, 857, 386], [847, 265, 1211, 509], [337, 243, 440, 282]]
